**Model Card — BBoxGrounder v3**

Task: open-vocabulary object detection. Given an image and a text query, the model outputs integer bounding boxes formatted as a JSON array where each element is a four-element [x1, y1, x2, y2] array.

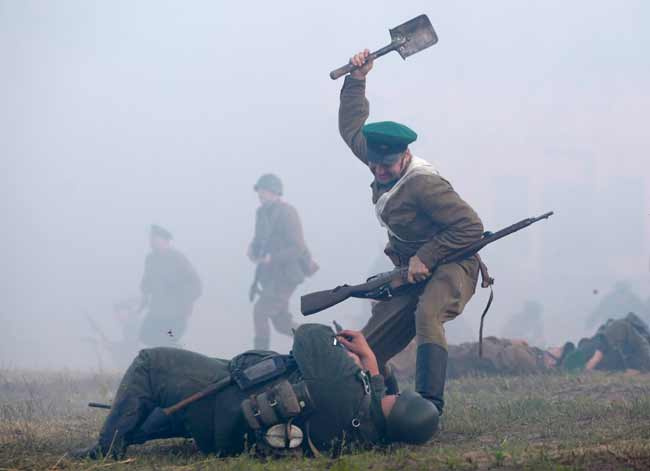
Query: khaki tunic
[[250, 200, 310, 348], [339, 76, 484, 357], [447, 338, 548, 378]]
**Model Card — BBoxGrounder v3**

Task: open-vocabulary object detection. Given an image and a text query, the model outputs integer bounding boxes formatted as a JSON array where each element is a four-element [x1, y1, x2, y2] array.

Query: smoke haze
[[2, 0, 649, 368]]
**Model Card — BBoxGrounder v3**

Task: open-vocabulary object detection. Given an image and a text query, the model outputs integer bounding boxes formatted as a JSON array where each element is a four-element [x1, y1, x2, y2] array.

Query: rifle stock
[[301, 286, 355, 315], [301, 269, 406, 316]]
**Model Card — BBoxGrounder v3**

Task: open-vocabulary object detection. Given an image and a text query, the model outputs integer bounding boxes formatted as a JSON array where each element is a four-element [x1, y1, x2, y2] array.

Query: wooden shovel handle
[[330, 62, 358, 80], [329, 42, 399, 80]]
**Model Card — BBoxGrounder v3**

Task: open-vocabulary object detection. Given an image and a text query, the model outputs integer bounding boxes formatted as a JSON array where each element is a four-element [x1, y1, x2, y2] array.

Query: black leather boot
[[415, 342, 448, 414]]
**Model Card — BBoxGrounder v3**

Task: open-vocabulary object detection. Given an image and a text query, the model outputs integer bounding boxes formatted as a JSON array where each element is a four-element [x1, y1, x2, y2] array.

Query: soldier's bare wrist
[[360, 352, 379, 375], [363, 360, 380, 376]]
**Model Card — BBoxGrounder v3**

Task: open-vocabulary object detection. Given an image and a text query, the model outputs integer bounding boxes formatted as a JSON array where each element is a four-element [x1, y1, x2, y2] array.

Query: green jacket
[[590, 313, 650, 371], [101, 323, 387, 458], [291, 324, 387, 452], [201, 324, 386, 455], [250, 200, 309, 286], [338, 76, 484, 269]]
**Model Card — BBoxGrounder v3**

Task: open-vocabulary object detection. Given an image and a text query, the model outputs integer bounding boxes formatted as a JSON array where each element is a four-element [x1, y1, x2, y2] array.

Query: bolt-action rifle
[[300, 212, 553, 316]]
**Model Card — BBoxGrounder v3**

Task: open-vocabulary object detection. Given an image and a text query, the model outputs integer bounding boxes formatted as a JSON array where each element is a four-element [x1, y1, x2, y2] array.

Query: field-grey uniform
[[83, 324, 387, 458], [250, 174, 317, 350], [339, 75, 484, 413]]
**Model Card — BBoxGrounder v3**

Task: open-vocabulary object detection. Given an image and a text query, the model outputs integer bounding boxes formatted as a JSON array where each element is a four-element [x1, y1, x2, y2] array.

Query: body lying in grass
[[72, 324, 438, 459], [390, 313, 650, 381]]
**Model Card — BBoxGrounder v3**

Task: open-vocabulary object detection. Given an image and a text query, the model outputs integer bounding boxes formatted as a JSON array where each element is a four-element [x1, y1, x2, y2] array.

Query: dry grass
[[2, 369, 650, 470]]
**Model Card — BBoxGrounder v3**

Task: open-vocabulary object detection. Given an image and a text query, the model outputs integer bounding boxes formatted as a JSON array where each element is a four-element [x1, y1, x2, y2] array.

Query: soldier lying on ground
[[389, 313, 650, 381], [563, 312, 650, 374], [390, 337, 567, 382], [72, 324, 439, 460]]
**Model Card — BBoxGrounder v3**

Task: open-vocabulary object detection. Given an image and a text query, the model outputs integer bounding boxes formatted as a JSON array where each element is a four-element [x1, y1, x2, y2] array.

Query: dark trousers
[[253, 279, 299, 349], [97, 348, 229, 454]]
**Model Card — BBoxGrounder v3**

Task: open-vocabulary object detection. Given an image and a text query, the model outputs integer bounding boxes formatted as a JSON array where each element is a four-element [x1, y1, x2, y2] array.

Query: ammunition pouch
[[241, 380, 314, 430]]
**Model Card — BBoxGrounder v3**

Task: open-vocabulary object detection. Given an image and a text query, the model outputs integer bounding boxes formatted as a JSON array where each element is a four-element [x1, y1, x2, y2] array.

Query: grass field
[[2, 369, 650, 470]]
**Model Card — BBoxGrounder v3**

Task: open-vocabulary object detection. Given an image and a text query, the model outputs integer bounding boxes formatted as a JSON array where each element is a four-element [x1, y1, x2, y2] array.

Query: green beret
[[362, 121, 417, 164], [150, 224, 173, 240]]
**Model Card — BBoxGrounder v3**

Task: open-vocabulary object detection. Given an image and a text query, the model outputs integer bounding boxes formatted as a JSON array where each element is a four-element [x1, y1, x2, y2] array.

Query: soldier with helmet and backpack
[[71, 324, 439, 459], [248, 174, 318, 350]]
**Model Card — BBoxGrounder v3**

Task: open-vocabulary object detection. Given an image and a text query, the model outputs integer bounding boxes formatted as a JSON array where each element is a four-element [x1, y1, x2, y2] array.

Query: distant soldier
[[138, 225, 202, 347], [248, 174, 318, 350], [564, 312, 650, 374]]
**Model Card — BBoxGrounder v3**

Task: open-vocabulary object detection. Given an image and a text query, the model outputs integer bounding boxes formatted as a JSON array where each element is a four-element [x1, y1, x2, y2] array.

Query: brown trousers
[[253, 278, 299, 350], [362, 258, 479, 367]]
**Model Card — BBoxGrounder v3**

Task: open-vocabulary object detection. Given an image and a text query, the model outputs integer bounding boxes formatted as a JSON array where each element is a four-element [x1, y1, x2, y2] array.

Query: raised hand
[[350, 49, 374, 79]]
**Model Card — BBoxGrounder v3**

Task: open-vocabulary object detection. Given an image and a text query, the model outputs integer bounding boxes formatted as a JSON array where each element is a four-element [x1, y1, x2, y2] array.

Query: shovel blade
[[390, 14, 438, 59]]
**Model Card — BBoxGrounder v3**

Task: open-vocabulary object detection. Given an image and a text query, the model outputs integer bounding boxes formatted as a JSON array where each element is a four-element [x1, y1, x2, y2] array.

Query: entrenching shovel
[[329, 14, 438, 80]]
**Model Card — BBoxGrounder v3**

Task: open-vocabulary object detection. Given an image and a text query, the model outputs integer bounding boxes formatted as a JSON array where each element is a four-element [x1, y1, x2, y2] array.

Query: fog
[[2, 0, 649, 369]]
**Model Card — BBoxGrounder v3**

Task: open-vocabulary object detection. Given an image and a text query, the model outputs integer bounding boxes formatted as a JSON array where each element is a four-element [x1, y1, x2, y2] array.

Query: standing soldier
[[139, 225, 202, 347], [338, 50, 486, 419], [248, 174, 318, 350]]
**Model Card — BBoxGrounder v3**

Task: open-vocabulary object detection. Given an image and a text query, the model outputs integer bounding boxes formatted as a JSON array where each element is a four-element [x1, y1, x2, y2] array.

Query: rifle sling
[[478, 285, 494, 358], [476, 254, 494, 358]]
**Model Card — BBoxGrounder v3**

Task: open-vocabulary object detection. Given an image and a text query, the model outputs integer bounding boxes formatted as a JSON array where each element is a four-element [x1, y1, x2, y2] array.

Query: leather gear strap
[[476, 254, 494, 358]]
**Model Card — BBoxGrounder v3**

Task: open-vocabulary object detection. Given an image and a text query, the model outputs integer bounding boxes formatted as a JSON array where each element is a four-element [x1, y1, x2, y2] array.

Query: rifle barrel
[[300, 211, 553, 315], [442, 211, 553, 263], [88, 402, 111, 409]]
